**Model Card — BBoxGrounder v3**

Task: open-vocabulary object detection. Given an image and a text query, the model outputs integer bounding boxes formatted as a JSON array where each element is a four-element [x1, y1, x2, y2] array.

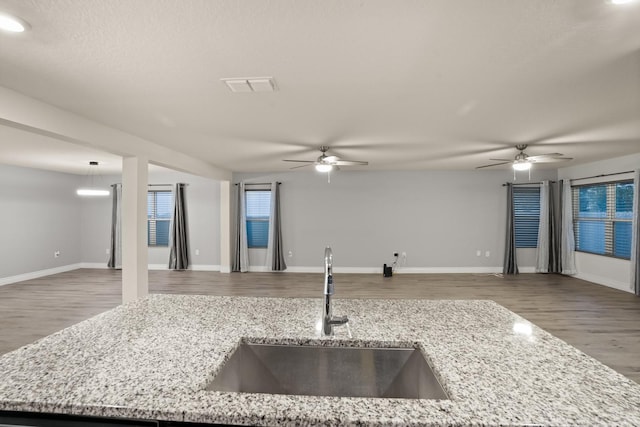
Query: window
[[246, 190, 271, 248], [513, 187, 540, 248], [148, 190, 172, 246], [572, 181, 633, 259]]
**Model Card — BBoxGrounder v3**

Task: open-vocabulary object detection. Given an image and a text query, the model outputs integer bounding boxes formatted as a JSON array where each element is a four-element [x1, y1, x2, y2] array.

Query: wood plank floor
[[1, 269, 638, 384]]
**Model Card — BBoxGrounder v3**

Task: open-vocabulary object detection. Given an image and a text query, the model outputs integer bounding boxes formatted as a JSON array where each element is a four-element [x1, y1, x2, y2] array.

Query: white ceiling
[[0, 0, 638, 174]]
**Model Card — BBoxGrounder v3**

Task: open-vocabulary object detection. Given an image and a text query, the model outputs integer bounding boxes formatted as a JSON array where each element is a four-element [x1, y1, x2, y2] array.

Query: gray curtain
[[561, 180, 577, 275], [503, 183, 519, 275], [169, 183, 189, 270], [536, 181, 562, 273], [631, 169, 639, 296], [107, 184, 122, 269], [267, 182, 287, 271], [232, 182, 249, 272], [549, 181, 562, 273], [535, 181, 550, 273]]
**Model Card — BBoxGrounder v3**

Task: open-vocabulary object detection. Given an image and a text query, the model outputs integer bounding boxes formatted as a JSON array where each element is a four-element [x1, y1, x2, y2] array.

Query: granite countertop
[[0, 294, 639, 426]]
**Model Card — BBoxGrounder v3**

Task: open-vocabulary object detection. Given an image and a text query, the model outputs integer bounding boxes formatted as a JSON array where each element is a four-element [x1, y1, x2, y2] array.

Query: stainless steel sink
[[206, 343, 448, 399]]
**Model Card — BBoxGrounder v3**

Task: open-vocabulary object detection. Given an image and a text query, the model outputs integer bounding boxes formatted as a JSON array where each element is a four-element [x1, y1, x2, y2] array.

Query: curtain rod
[[502, 181, 556, 187], [111, 183, 189, 186], [234, 182, 281, 186], [569, 171, 634, 182]]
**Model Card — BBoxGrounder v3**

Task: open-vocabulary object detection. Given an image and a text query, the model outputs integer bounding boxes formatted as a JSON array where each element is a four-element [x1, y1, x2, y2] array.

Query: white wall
[[0, 164, 82, 283], [558, 152, 640, 293], [234, 168, 557, 272], [80, 168, 221, 269]]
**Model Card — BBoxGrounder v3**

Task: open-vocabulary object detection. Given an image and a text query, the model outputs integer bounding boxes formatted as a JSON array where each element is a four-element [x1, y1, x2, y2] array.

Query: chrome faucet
[[322, 246, 348, 336]]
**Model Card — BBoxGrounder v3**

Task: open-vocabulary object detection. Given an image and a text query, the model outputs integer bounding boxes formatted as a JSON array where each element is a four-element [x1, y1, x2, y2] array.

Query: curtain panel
[[169, 183, 190, 270], [232, 182, 249, 272], [503, 183, 519, 275], [107, 183, 122, 269], [561, 179, 577, 275], [267, 182, 287, 271], [631, 169, 640, 296], [536, 181, 562, 273]]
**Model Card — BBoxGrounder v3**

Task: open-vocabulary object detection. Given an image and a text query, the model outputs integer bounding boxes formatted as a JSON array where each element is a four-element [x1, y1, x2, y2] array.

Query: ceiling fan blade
[[529, 156, 573, 163], [333, 160, 369, 166], [489, 158, 514, 162], [283, 160, 315, 163], [476, 161, 513, 169], [289, 163, 313, 170]]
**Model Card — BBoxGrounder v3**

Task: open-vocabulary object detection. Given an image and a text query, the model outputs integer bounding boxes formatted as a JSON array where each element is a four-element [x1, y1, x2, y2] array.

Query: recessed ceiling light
[[610, 0, 636, 4], [0, 13, 30, 33]]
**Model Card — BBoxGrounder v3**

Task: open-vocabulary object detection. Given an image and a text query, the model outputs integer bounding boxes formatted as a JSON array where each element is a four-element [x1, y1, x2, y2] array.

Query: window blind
[[148, 190, 172, 246], [513, 187, 540, 248], [246, 190, 271, 248], [572, 180, 633, 259]]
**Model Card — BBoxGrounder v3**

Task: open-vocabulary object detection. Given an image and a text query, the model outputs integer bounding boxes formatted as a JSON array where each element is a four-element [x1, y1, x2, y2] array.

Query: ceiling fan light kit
[[512, 161, 532, 171], [315, 164, 333, 172], [476, 144, 572, 174]]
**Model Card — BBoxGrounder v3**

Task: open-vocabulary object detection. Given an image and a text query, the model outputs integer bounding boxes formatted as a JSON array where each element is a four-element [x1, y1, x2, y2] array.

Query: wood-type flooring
[[1, 269, 638, 383]]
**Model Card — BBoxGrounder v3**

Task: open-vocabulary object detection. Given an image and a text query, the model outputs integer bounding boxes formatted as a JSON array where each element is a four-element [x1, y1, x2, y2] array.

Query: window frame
[[572, 179, 633, 260], [245, 189, 271, 249], [147, 189, 173, 247]]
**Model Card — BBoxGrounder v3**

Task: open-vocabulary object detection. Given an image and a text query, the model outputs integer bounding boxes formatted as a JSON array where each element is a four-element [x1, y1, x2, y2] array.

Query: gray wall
[[80, 168, 221, 268], [0, 164, 82, 279], [234, 168, 557, 270]]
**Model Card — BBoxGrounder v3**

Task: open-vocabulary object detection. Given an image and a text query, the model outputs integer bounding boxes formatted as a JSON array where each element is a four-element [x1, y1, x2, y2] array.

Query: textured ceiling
[[0, 0, 638, 173]]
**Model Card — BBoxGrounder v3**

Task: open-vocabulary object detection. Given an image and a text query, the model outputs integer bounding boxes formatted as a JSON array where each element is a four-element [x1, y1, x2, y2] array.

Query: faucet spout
[[322, 246, 348, 336]]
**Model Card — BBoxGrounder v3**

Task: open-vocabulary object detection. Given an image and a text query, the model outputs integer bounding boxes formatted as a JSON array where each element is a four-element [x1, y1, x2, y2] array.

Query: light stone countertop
[[0, 294, 639, 426]]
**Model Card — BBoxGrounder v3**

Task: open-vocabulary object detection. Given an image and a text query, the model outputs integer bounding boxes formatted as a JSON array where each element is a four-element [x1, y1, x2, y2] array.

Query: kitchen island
[[0, 294, 639, 426]]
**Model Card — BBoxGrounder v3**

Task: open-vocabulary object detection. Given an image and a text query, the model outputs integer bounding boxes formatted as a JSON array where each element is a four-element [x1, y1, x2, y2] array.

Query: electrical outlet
[[476, 250, 481, 257], [401, 252, 407, 259], [485, 250, 491, 257], [54, 251, 60, 258], [288, 251, 293, 258], [106, 248, 110, 255], [195, 249, 200, 256]]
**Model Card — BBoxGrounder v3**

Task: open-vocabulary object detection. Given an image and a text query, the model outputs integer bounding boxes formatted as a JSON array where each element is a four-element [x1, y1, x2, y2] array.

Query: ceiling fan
[[476, 144, 573, 171], [283, 146, 369, 172]]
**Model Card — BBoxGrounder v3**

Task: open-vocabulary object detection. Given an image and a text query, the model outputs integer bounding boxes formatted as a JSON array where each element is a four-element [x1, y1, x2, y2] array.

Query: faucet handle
[[330, 315, 348, 325]]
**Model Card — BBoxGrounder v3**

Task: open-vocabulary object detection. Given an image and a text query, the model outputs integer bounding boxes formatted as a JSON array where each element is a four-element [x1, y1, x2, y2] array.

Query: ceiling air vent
[[222, 77, 276, 93]]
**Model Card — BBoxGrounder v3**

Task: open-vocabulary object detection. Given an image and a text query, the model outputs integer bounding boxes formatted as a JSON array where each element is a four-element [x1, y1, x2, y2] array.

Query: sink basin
[[206, 343, 448, 399]]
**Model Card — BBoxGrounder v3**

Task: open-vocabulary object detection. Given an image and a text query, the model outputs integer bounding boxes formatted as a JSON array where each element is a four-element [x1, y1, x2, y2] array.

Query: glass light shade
[[512, 161, 532, 171], [0, 14, 28, 32], [77, 188, 110, 196], [315, 164, 333, 172], [611, 0, 635, 4]]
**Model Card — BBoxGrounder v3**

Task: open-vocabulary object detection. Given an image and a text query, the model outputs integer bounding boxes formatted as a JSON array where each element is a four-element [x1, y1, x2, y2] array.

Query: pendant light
[[77, 161, 110, 196]]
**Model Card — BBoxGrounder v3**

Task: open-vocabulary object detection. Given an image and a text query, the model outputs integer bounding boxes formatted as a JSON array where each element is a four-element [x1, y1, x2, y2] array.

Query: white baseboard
[[0, 263, 83, 287], [575, 272, 633, 294], [79, 263, 109, 269], [78, 263, 220, 271], [253, 265, 538, 274], [190, 265, 220, 271]]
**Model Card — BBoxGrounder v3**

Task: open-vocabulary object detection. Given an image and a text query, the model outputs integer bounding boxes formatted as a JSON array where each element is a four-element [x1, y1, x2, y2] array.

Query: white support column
[[220, 180, 231, 273], [122, 156, 149, 302]]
